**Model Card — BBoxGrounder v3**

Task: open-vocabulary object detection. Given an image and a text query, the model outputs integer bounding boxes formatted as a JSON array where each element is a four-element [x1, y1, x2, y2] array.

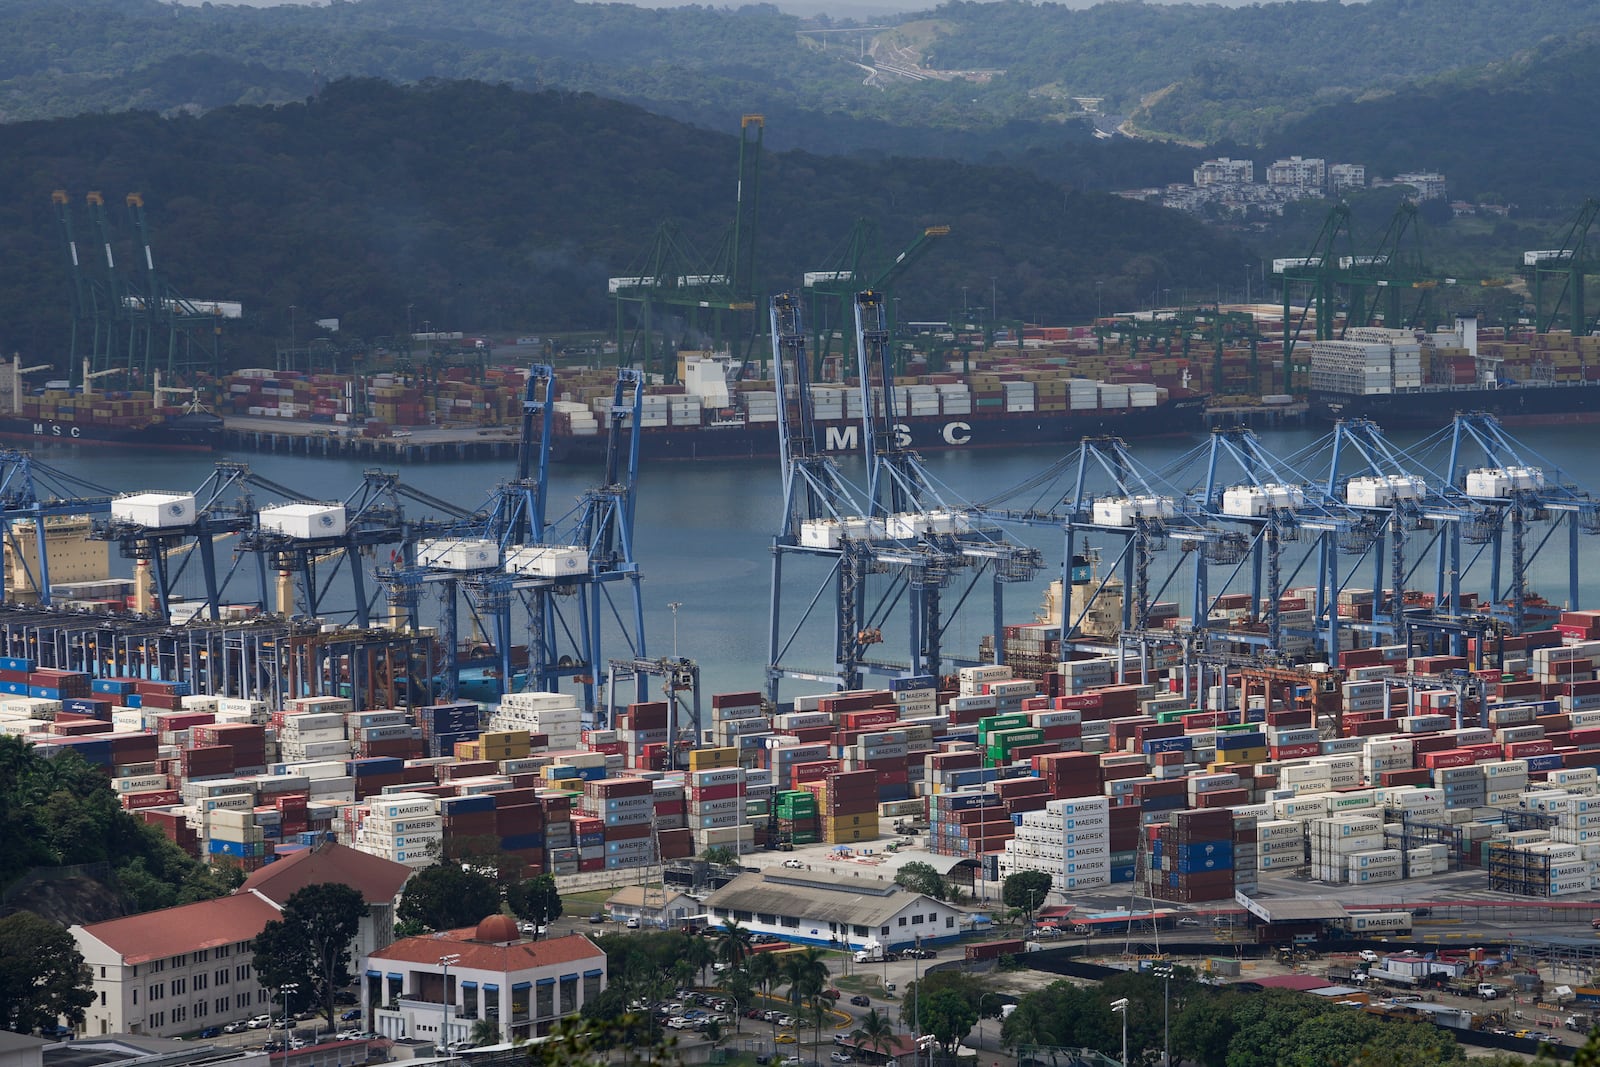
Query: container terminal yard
[[13, 292, 1600, 1058]]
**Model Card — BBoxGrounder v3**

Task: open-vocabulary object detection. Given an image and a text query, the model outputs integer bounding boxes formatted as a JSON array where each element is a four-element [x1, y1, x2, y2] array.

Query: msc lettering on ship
[[823, 422, 971, 451], [34, 423, 81, 438]]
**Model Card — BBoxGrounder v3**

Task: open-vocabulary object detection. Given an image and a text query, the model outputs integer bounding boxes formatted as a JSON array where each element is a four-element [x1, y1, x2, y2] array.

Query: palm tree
[[747, 951, 780, 1044], [715, 918, 754, 972], [469, 1017, 499, 1048], [850, 1007, 895, 1061], [781, 946, 831, 1052], [683, 934, 716, 988]]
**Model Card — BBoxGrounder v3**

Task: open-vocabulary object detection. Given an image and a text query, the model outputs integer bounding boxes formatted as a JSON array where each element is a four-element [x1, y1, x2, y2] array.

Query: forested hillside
[[1265, 35, 1600, 212], [0, 79, 1252, 363], [5, 0, 1596, 164]]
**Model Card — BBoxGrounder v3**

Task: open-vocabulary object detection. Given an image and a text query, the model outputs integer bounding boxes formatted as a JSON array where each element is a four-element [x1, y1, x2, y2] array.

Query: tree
[[252, 882, 366, 1027], [470, 1017, 499, 1047], [1002, 871, 1053, 923], [505, 874, 562, 939], [851, 1007, 897, 1060], [780, 946, 831, 1050], [919, 987, 979, 1054], [682, 935, 715, 988], [893, 860, 949, 901], [701, 846, 736, 867], [714, 918, 754, 972], [396, 862, 500, 933], [0, 911, 93, 1035]]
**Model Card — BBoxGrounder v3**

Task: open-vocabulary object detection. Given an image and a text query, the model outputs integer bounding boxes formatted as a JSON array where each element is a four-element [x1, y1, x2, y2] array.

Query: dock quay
[[222, 415, 522, 461]]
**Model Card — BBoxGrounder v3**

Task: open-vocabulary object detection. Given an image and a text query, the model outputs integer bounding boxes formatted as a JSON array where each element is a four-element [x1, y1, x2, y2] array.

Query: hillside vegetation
[[0, 78, 1252, 363], [5, 0, 1597, 169]]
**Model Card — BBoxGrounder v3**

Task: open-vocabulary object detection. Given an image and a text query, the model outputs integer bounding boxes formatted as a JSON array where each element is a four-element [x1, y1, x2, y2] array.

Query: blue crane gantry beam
[[0, 451, 116, 605], [972, 435, 1219, 653], [1424, 413, 1600, 633]]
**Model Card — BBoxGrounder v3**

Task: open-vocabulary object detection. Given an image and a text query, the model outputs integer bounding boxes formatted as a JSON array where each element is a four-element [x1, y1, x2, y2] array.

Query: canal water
[[32, 421, 1600, 697]]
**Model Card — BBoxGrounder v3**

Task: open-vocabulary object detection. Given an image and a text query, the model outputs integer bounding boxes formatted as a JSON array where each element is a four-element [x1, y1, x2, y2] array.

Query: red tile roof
[[77, 893, 282, 965], [370, 930, 604, 973], [238, 841, 412, 905]]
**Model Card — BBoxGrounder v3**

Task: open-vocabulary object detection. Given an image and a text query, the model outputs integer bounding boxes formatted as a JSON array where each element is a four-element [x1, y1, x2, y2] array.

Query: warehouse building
[[702, 870, 965, 951]]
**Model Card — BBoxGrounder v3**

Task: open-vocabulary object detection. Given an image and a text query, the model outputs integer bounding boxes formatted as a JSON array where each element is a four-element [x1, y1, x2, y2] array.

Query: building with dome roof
[[364, 916, 606, 1046]]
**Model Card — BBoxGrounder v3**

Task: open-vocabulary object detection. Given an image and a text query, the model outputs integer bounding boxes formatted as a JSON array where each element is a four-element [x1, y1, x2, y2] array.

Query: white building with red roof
[[365, 915, 606, 1047], [72, 893, 282, 1039], [71, 841, 412, 1040]]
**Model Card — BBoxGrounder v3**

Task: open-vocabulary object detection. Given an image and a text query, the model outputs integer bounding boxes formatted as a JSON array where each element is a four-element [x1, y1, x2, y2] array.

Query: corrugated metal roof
[[704, 871, 939, 928]]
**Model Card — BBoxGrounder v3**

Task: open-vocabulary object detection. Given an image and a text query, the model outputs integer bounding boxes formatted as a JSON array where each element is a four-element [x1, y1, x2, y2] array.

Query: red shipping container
[[1507, 740, 1556, 759], [1270, 743, 1321, 760]]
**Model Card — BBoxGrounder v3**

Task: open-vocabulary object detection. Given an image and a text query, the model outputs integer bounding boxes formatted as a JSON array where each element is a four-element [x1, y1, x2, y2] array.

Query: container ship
[[1306, 319, 1600, 428], [546, 381, 1208, 463], [0, 376, 222, 451]]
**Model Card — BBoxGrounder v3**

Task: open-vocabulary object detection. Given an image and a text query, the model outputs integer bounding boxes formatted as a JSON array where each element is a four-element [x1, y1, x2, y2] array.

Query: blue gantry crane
[[846, 290, 1043, 682], [765, 291, 879, 698], [1425, 413, 1600, 633], [383, 365, 650, 709]]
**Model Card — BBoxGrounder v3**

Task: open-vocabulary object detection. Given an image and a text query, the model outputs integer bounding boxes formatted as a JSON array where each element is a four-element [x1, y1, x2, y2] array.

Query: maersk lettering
[[823, 425, 858, 451], [942, 421, 972, 445]]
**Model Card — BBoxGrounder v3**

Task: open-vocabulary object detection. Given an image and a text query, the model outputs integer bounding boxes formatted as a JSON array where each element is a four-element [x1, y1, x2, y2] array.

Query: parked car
[[445, 1039, 476, 1052], [341, 1009, 362, 1022], [335, 991, 359, 1005], [247, 1016, 273, 1030], [848, 995, 871, 1007], [590, 912, 606, 924], [625, 917, 640, 929], [830, 1053, 854, 1064], [198, 1027, 222, 1039], [1358, 950, 1380, 964], [223, 1022, 248, 1034], [821, 988, 841, 1001], [782, 858, 804, 869], [1175, 917, 1201, 927], [337, 1030, 364, 1042], [1030, 927, 1062, 941]]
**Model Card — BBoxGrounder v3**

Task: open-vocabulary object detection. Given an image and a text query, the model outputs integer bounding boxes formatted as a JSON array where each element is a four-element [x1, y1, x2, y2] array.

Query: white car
[[246, 1016, 273, 1030], [625, 917, 640, 929], [337, 1030, 364, 1042], [782, 858, 805, 869], [1358, 950, 1381, 964], [830, 1053, 855, 1064]]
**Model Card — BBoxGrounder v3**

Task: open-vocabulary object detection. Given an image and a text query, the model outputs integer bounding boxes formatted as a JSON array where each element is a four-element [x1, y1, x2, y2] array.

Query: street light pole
[[1154, 965, 1174, 1067], [1111, 997, 1129, 1067], [913, 934, 923, 1067], [439, 953, 461, 1058], [281, 982, 299, 1056]]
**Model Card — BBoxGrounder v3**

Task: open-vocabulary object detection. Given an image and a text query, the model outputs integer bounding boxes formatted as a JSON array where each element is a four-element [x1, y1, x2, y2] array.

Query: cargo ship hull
[[549, 396, 1208, 463], [1309, 383, 1600, 428], [0, 412, 223, 451]]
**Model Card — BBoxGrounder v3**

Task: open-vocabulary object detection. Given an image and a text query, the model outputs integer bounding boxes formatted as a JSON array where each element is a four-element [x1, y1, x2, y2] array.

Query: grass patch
[[559, 888, 619, 910]]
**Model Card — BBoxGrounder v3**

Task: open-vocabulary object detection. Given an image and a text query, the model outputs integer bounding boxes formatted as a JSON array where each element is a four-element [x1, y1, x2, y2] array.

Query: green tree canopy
[[396, 862, 501, 934], [893, 860, 949, 901], [919, 987, 979, 1054], [252, 882, 366, 1026], [0, 911, 94, 1035], [505, 874, 562, 939], [1001, 870, 1053, 921]]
